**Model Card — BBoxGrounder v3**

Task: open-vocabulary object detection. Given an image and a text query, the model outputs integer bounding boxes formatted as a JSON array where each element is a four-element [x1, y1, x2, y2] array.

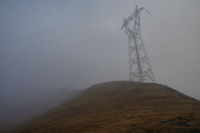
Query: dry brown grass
[[13, 81, 200, 133]]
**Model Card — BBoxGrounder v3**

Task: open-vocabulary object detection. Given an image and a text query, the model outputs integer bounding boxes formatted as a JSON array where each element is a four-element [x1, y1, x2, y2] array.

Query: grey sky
[[1, 0, 200, 103]]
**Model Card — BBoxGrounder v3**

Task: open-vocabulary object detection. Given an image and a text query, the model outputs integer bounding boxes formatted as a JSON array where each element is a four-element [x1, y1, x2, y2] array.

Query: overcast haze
[[0, 0, 200, 128]]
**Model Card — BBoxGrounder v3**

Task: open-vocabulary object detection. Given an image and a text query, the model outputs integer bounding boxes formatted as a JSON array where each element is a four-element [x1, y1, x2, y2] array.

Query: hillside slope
[[15, 81, 200, 133], [0, 87, 81, 133]]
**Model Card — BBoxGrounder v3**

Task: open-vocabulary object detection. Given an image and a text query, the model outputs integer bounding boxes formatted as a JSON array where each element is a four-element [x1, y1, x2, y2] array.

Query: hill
[[14, 81, 200, 133]]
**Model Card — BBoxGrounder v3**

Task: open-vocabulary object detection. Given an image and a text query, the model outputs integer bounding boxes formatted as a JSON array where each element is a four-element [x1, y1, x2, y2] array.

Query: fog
[[1, 0, 200, 130]]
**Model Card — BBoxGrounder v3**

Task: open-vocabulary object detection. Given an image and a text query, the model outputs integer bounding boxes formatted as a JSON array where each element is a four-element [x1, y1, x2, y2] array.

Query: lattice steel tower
[[121, 5, 155, 82]]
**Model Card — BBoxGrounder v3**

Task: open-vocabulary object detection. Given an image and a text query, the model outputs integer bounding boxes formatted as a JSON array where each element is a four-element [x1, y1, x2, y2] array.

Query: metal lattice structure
[[121, 5, 155, 82]]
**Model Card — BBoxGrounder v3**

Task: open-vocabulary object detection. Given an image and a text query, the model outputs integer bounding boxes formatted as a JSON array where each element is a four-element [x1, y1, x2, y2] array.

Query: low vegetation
[[13, 81, 200, 133]]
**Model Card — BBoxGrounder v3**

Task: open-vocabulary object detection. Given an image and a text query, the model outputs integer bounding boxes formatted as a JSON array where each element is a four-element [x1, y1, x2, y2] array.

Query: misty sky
[[1, 0, 200, 103]]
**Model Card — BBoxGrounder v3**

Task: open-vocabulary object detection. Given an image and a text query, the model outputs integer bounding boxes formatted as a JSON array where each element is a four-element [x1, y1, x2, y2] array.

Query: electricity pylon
[[121, 5, 155, 82]]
